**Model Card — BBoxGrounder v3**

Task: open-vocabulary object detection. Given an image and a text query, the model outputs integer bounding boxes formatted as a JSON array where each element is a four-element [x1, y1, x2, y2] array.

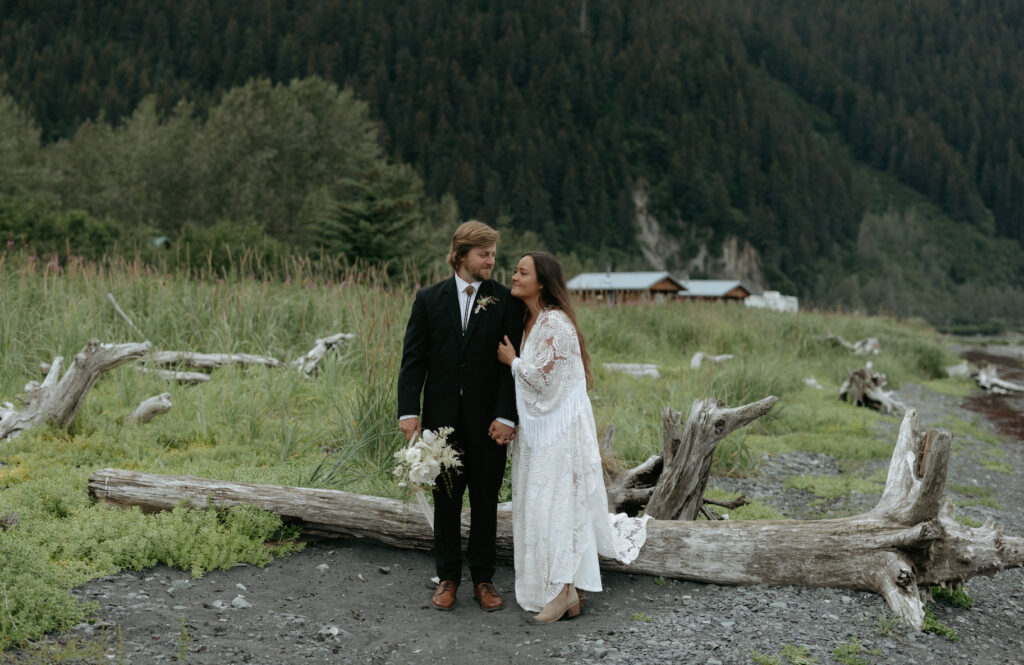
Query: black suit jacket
[[398, 277, 524, 446]]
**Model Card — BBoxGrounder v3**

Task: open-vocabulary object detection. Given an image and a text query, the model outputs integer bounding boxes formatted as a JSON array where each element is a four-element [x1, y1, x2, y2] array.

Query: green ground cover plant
[[922, 606, 959, 641], [946, 484, 1005, 510], [833, 636, 879, 665], [783, 475, 884, 499], [931, 585, 974, 609], [0, 250, 963, 648]]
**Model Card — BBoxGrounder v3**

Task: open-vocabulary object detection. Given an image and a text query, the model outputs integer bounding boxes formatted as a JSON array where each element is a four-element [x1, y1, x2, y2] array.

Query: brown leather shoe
[[431, 580, 459, 611], [473, 582, 504, 612]]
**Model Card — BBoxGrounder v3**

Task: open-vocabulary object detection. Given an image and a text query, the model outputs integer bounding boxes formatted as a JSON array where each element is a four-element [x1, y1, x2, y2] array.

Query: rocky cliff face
[[633, 181, 767, 292]]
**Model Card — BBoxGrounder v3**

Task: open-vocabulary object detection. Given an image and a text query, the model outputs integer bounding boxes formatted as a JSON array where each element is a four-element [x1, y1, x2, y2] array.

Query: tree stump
[[644, 397, 777, 520]]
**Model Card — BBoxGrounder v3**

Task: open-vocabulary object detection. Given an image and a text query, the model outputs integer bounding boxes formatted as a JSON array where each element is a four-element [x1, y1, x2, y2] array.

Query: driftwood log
[[88, 409, 1024, 629], [135, 366, 210, 385], [110, 290, 351, 377], [975, 363, 1024, 394], [689, 352, 733, 369], [127, 393, 172, 424], [146, 351, 282, 370], [826, 332, 880, 356], [602, 363, 660, 379], [804, 376, 825, 390], [291, 333, 355, 376], [646, 397, 775, 520], [1, 340, 151, 441], [602, 397, 773, 519], [840, 366, 907, 414]]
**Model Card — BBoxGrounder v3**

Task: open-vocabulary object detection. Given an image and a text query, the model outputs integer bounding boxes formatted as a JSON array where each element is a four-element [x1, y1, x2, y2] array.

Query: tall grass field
[[0, 249, 960, 648]]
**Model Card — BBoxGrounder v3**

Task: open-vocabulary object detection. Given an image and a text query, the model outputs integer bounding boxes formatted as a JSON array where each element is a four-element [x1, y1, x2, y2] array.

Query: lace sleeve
[[511, 310, 580, 393]]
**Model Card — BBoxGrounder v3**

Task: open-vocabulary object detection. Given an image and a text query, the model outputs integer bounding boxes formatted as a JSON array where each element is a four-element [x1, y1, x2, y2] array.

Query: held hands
[[497, 335, 517, 366], [402, 416, 513, 445], [489, 419, 515, 445]]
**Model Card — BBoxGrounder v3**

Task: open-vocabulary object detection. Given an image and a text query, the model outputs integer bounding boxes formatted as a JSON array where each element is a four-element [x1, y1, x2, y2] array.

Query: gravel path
[[14, 345, 1024, 664]]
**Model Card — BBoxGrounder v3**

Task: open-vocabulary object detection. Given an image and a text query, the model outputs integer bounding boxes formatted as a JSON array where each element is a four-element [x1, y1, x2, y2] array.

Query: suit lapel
[[460, 279, 492, 350], [442, 277, 462, 339]]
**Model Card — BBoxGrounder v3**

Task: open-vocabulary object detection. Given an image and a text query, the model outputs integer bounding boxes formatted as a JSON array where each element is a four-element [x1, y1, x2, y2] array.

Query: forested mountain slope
[[1, 0, 1021, 326]]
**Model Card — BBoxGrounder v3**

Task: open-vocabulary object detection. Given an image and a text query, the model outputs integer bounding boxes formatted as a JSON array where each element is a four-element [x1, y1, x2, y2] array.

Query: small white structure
[[745, 290, 799, 313]]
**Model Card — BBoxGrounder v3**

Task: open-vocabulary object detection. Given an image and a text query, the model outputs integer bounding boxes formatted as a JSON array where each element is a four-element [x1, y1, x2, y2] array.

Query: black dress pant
[[431, 399, 508, 585]]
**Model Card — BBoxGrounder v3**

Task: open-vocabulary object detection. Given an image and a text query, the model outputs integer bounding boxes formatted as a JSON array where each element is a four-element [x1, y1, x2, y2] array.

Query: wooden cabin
[[678, 280, 752, 302], [566, 272, 687, 304]]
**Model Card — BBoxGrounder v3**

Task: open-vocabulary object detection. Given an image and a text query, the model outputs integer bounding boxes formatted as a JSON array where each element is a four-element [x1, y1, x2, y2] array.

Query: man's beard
[[469, 267, 492, 282]]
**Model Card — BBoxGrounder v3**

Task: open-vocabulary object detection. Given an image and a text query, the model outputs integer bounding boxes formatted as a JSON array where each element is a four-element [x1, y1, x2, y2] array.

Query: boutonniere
[[474, 295, 498, 314]]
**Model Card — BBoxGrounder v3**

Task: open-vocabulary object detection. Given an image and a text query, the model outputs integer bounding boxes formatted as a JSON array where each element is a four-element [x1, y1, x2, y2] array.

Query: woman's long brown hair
[[522, 251, 593, 388]]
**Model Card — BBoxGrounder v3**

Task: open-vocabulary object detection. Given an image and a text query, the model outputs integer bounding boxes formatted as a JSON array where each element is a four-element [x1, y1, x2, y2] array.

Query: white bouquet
[[393, 427, 460, 530]]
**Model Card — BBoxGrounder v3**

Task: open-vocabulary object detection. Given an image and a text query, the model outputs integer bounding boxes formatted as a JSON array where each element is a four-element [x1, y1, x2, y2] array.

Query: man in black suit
[[398, 220, 524, 612]]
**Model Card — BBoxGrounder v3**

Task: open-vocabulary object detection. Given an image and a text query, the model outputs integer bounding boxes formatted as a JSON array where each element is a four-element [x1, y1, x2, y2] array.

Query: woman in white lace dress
[[497, 252, 650, 622]]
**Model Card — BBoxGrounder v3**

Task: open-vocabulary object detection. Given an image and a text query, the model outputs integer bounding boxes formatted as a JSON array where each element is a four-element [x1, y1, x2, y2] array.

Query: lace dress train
[[510, 309, 650, 612]]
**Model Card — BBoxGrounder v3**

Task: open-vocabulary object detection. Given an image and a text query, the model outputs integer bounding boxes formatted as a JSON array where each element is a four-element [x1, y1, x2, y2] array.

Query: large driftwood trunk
[[88, 410, 1024, 630], [1, 340, 151, 441]]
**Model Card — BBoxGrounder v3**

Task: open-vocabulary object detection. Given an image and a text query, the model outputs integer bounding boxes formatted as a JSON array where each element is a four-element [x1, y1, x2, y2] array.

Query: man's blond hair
[[447, 221, 500, 272]]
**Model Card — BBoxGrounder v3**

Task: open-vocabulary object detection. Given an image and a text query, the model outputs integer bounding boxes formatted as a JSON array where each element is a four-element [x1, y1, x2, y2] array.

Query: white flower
[[393, 425, 460, 491], [409, 462, 435, 485], [474, 295, 498, 314], [404, 447, 422, 464]]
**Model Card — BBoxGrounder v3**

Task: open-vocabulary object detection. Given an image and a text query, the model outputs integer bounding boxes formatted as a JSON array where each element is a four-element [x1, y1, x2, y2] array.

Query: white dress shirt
[[453, 273, 483, 331]]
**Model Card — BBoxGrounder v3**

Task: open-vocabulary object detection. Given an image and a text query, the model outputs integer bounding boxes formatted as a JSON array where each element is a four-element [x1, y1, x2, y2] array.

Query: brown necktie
[[463, 285, 475, 331]]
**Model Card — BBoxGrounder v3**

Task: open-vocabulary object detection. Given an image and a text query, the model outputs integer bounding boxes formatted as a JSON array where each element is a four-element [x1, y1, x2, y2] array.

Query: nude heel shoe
[[535, 585, 580, 623]]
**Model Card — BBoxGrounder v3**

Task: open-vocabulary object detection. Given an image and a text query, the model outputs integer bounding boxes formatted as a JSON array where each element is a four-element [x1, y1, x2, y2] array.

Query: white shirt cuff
[[399, 415, 419, 421], [495, 417, 515, 428]]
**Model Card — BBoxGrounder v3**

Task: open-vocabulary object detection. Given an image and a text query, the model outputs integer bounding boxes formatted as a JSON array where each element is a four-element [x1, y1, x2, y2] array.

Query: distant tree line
[[1, 0, 1022, 326]]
